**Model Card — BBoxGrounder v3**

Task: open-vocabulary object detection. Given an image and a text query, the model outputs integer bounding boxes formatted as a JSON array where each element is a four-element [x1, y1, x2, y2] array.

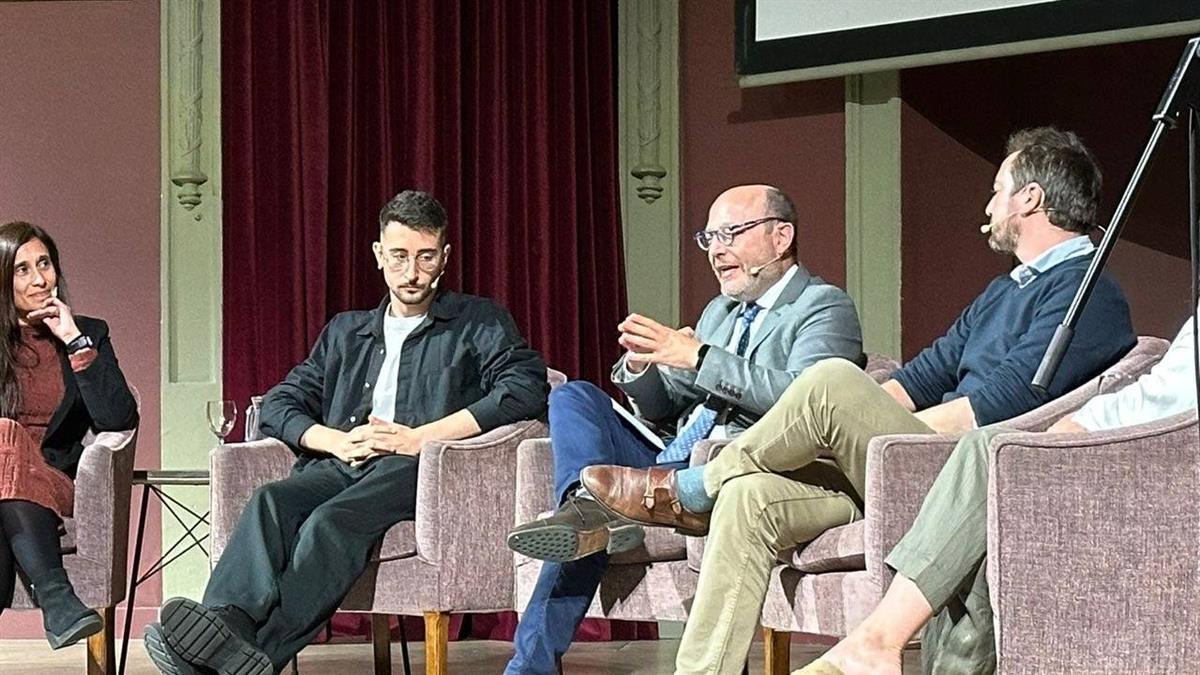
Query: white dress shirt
[[1071, 303, 1198, 431]]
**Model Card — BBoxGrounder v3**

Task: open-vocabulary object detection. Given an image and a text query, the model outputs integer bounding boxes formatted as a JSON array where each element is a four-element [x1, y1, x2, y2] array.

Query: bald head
[[708, 185, 796, 224], [703, 184, 798, 302]]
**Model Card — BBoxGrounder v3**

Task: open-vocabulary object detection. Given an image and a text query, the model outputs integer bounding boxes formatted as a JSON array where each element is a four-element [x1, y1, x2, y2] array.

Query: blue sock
[[674, 466, 715, 513]]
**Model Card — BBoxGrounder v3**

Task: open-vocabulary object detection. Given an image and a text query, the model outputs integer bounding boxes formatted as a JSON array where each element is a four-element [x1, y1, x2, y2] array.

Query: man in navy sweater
[[582, 127, 1136, 674]]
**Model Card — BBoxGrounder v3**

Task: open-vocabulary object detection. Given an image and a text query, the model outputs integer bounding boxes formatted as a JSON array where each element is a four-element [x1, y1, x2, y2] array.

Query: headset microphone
[[748, 253, 787, 277]]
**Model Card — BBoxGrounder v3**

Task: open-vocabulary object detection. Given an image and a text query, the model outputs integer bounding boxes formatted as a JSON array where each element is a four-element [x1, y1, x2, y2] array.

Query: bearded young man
[[145, 190, 548, 675]]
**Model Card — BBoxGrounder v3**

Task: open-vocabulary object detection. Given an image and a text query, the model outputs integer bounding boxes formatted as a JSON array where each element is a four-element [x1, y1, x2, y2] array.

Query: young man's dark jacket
[[260, 290, 549, 460]]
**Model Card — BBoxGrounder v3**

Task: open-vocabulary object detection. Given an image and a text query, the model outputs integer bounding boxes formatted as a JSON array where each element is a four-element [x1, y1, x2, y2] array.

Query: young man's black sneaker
[[144, 622, 202, 675], [158, 597, 272, 675]]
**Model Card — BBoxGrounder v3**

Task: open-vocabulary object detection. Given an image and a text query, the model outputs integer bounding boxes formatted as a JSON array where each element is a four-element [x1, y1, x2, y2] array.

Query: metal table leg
[[119, 484, 151, 675], [398, 618, 411, 675]]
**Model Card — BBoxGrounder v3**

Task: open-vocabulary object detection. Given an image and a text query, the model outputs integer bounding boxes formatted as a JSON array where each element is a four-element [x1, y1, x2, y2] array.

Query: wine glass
[[206, 400, 238, 444]]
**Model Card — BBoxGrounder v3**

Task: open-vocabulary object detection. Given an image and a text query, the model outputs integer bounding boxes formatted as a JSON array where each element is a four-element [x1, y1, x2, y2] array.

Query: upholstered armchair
[[10, 407, 141, 675], [209, 370, 564, 675], [986, 410, 1198, 674], [754, 336, 1171, 673], [512, 355, 902, 633]]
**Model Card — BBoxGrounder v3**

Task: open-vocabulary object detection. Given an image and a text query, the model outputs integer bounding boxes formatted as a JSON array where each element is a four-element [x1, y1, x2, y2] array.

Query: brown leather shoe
[[581, 465, 710, 536]]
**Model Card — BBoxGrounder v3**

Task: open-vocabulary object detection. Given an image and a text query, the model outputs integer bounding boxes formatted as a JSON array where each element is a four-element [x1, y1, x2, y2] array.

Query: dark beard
[[393, 284, 435, 307], [987, 215, 1020, 254]]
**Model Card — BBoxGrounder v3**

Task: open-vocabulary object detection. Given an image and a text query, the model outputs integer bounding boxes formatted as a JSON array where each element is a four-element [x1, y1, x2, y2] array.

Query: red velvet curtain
[[221, 0, 651, 643], [222, 0, 628, 402]]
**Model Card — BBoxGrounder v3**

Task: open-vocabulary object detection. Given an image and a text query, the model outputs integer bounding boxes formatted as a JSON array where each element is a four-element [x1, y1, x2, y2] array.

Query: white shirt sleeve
[[1072, 310, 1197, 431], [612, 353, 651, 383]]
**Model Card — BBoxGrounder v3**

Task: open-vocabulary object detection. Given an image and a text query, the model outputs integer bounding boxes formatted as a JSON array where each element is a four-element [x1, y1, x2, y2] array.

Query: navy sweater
[[892, 255, 1135, 426]]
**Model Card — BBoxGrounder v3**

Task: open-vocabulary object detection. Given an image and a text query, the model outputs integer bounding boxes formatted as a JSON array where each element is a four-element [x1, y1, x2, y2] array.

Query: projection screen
[[736, 0, 1200, 86]]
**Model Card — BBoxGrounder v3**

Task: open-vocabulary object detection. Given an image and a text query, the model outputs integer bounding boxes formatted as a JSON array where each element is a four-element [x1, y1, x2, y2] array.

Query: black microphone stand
[[1034, 37, 1200, 414]]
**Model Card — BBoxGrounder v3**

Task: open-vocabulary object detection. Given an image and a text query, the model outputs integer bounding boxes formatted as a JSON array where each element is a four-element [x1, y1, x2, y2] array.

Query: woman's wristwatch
[[65, 334, 94, 355]]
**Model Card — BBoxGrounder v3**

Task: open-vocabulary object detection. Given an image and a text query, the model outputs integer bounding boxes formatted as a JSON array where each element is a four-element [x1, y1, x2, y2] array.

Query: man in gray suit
[[503, 184, 864, 675]]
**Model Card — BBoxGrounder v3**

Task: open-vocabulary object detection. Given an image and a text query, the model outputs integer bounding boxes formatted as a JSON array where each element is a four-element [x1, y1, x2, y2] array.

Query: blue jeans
[[505, 380, 662, 675]]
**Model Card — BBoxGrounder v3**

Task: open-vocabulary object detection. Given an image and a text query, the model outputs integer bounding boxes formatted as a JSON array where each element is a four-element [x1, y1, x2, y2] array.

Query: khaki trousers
[[887, 427, 1006, 675], [677, 359, 933, 675]]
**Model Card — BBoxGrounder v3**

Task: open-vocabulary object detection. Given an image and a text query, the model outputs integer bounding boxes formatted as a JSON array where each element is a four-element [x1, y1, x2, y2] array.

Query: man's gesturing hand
[[618, 313, 703, 372]]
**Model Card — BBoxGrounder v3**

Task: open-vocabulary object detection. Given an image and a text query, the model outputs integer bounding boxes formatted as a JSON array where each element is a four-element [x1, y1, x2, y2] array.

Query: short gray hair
[[762, 185, 798, 257]]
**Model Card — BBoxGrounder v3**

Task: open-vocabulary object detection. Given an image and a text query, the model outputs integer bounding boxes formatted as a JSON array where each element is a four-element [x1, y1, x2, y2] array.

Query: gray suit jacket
[[611, 265, 864, 437]]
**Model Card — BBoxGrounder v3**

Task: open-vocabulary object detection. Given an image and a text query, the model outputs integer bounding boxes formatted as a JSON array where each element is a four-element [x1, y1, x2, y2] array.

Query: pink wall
[[678, 1, 846, 323], [900, 102, 1012, 357], [0, 0, 161, 638]]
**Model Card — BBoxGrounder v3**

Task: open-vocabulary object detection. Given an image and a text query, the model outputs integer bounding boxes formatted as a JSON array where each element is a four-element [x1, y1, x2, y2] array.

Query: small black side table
[[120, 469, 211, 675]]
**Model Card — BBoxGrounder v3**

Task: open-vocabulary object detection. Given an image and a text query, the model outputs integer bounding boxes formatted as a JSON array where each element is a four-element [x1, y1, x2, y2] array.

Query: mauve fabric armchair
[[10, 402, 140, 675], [512, 355, 902, 636], [753, 337, 1170, 673], [986, 410, 1199, 674], [209, 370, 564, 675]]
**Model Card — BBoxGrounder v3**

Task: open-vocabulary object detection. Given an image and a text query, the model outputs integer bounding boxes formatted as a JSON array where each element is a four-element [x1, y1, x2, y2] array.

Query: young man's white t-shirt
[[369, 312, 427, 422]]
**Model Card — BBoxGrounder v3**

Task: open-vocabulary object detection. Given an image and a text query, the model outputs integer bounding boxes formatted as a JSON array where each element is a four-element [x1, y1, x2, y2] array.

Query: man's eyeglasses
[[693, 217, 786, 251], [383, 250, 442, 273]]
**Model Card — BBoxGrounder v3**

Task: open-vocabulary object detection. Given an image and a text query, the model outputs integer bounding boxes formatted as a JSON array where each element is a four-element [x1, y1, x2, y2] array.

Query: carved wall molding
[[169, 0, 208, 214], [630, 0, 667, 204], [160, 0, 223, 599], [617, 0, 679, 325]]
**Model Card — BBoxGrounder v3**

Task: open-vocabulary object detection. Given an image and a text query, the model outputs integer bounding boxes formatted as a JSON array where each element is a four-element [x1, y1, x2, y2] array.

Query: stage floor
[[0, 637, 923, 673]]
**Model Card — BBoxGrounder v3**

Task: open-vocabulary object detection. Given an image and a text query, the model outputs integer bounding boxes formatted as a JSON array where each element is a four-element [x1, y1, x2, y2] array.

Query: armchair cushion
[[611, 528, 686, 564], [864, 353, 901, 383], [376, 521, 417, 562], [790, 520, 865, 573]]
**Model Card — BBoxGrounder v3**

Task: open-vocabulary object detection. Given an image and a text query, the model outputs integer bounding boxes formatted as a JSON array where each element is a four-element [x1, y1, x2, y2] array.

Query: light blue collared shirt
[[1009, 235, 1095, 288]]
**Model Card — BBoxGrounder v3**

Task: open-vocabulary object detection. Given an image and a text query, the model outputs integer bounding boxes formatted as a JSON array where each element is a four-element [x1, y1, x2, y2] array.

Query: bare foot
[[819, 633, 902, 675]]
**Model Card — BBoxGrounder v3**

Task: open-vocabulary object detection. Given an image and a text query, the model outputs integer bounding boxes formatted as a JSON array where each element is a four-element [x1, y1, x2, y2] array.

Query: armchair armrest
[[986, 412, 1199, 673], [209, 438, 294, 563], [71, 428, 137, 594], [999, 335, 1171, 433], [414, 419, 548, 566], [514, 437, 554, 528], [862, 432, 962, 590]]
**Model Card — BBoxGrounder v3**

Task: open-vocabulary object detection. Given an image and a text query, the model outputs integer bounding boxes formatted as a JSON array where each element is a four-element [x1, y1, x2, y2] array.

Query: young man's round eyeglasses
[[383, 251, 442, 273]]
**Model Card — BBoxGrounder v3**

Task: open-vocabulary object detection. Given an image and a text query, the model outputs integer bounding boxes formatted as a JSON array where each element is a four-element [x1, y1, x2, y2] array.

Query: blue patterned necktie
[[657, 303, 762, 464]]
